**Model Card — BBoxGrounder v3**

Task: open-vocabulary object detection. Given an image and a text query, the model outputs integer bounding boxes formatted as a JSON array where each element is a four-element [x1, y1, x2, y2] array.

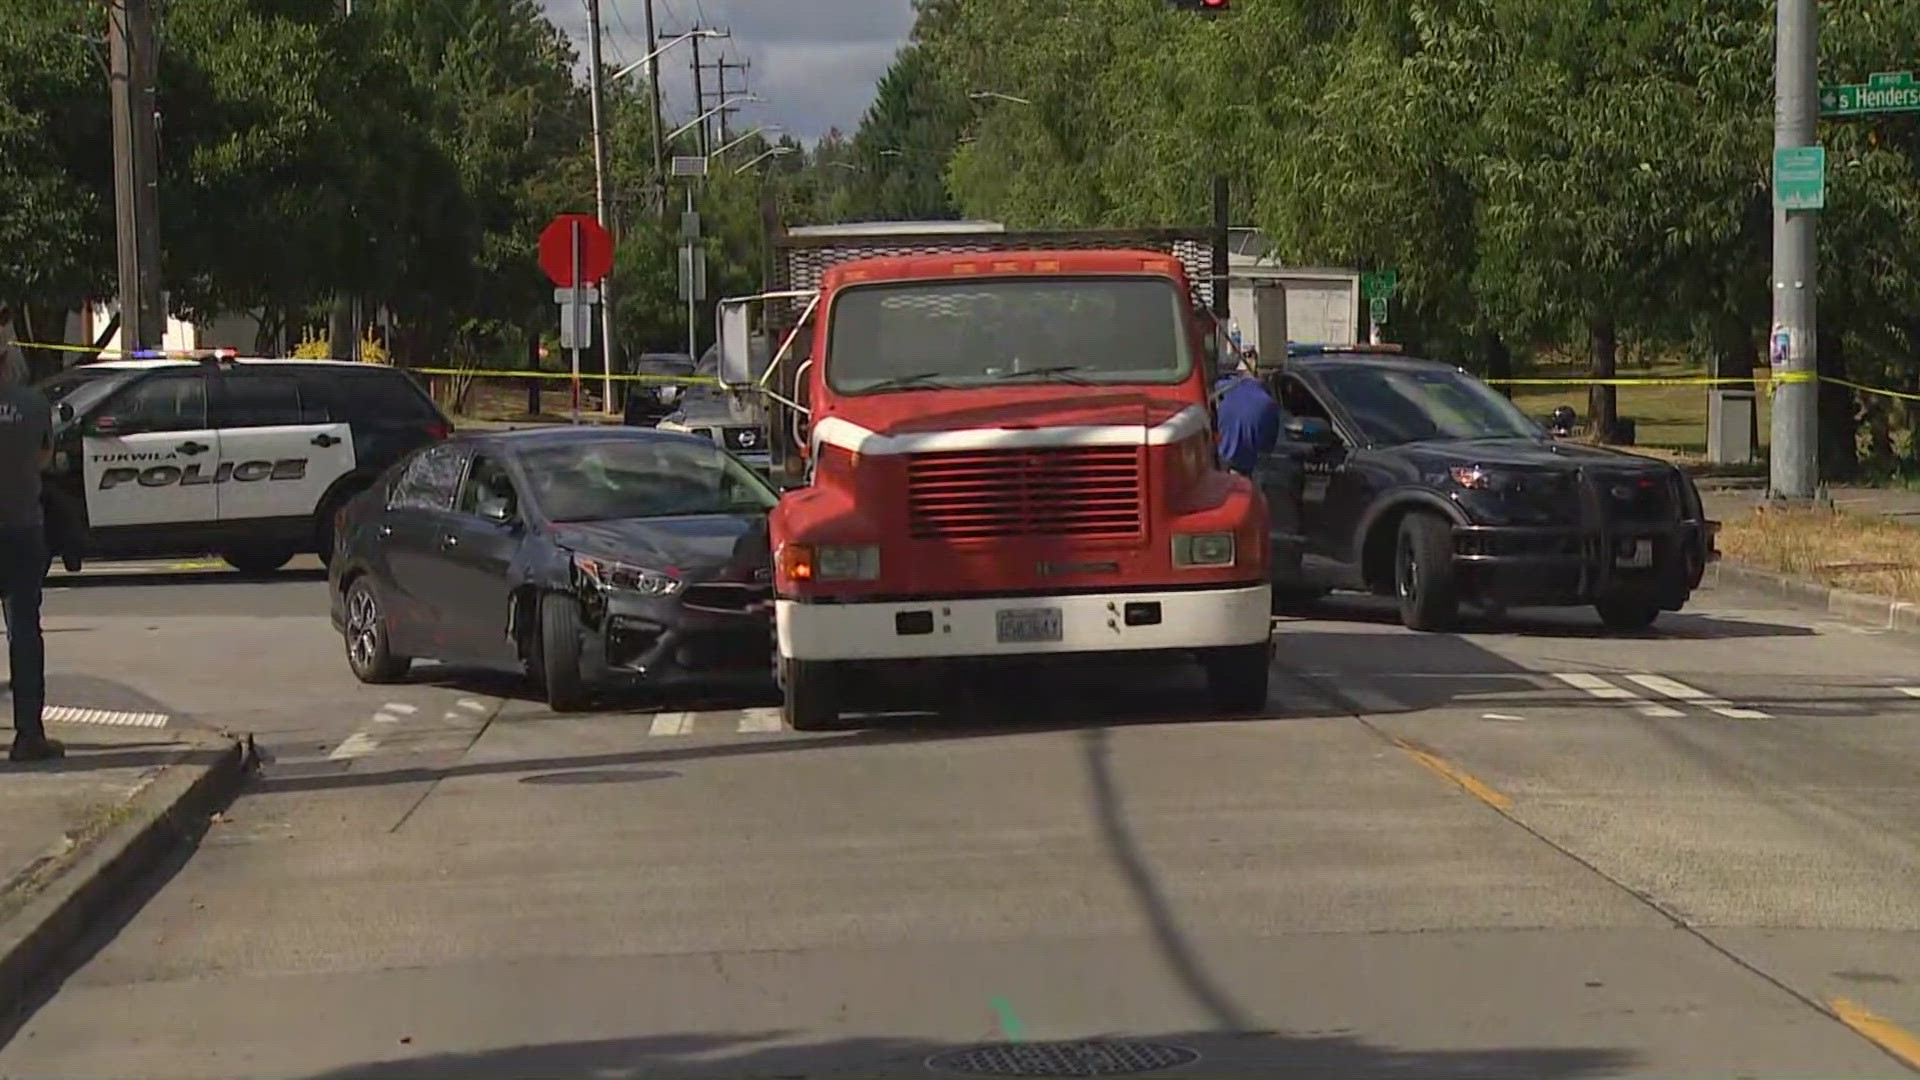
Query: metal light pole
[[1769, 0, 1820, 500]]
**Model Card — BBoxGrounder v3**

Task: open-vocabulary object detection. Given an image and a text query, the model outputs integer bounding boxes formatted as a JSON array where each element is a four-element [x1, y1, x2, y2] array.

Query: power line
[[699, 54, 752, 142]]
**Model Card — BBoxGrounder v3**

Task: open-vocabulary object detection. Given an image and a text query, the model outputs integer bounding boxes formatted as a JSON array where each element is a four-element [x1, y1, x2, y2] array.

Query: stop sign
[[539, 213, 615, 287]]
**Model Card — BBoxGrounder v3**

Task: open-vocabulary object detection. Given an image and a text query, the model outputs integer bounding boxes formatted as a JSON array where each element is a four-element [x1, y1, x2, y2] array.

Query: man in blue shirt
[[1214, 353, 1282, 477]]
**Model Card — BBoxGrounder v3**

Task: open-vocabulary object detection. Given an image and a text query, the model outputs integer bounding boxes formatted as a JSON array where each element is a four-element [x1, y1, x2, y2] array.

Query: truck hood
[[828, 389, 1197, 439]]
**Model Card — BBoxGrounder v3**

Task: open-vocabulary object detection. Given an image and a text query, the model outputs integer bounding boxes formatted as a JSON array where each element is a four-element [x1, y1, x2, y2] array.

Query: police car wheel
[[223, 549, 295, 574], [343, 577, 411, 683], [539, 593, 593, 712]]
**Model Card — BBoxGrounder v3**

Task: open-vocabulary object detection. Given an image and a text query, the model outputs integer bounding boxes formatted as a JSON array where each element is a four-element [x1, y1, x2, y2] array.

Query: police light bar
[[1285, 342, 1404, 356], [127, 347, 240, 361]]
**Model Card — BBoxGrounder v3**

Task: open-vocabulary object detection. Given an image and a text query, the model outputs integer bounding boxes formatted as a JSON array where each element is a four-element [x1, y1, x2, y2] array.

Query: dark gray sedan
[[327, 426, 779, 711]]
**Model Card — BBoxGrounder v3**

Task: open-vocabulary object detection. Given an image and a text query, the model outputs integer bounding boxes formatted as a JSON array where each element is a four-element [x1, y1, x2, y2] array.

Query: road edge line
[[1831, 997, 1920, 1071], [0, 731, 251, 1014]]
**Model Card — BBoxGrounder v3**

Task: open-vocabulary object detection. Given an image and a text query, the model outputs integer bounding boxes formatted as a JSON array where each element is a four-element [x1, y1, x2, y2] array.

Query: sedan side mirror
[[56, 401, 74, 423], [1285, 416, 1340, 446]]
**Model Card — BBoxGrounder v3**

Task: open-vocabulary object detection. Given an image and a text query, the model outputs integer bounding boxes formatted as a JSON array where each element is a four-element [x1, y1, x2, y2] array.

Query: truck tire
[[539, 593, 593, 712], [223, 548, 295, 574], [781, 657, 845, 731], [1395, 512, 1459, 631], [1201, 643, 1271, 714], [1595, 592, 1661, 632], [343, 577, 411, 684]]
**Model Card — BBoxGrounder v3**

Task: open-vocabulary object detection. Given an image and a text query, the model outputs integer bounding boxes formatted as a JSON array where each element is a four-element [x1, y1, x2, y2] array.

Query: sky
[[542, 0, 919, 144]]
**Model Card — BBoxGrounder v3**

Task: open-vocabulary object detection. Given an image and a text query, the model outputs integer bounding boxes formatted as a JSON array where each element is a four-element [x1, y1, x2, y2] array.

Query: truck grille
[[907, 447, 1143, 540]]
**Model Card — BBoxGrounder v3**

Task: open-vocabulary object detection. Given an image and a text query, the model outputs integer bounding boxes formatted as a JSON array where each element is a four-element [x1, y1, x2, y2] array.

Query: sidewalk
[[1700, 481, 1920, 525], [0, 702, 245, 1010]]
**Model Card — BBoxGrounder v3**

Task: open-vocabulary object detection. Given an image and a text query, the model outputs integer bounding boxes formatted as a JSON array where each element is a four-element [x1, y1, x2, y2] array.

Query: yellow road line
[[1831, 998, 1920, 1070], [1392, 738, 1512, 811]]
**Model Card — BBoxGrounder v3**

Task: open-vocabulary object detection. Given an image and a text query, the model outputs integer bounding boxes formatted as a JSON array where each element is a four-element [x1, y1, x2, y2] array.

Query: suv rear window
[[286, 366, 443, 424]]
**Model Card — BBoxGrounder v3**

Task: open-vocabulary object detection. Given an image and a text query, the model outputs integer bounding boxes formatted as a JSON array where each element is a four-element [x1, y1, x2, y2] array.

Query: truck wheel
[[1595, 593, 1662, 632], [343, 577, 411, 684], [1201, 643, 1271, 714], [223, 548, 294, 574], [781, 657, 845, 731], [539, 593, 593, 712], [1395, 512, 1459, 631]]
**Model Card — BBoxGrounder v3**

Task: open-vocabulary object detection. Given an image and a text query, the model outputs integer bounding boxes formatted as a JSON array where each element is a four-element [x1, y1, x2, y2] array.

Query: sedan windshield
[[1320, 365, 1543, 446], [825, 275, 1193, 394], [521, 438, 779, 523]]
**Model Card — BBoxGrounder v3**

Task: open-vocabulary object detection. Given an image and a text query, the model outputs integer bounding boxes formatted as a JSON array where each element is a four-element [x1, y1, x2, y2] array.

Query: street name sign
[[1819, 71, 1920, 117]]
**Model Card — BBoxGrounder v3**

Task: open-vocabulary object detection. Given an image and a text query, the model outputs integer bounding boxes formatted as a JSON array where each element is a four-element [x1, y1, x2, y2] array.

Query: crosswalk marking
[[1624, 674, 1770, 720], [384, 702, 418, 715], [1553, 673, 1684, 718], [735, 708, 785, 733], [649, 712, 694, 737], [1899, 687, 1920, 699], [44, 705, 171, 728], [327, 732, 381, 760]]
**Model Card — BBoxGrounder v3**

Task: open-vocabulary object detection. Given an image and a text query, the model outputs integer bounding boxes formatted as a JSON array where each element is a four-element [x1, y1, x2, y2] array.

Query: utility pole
[[585, 0, 618, 413], [701, 55, 751, 142], [1769, 0, 1819, 500], [108, 0, 164, 350], [689, 29, 710, 156], [640, 0, 667, 218]]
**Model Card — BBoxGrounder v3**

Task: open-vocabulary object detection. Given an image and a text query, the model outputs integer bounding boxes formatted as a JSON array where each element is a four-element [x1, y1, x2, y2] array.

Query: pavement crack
[[386, 696, 507, 835], [1312, 671, 1919, 1073]]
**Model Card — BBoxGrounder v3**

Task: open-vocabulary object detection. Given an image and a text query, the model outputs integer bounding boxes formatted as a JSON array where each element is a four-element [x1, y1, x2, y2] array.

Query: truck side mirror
[[716, 300, 757, 389]]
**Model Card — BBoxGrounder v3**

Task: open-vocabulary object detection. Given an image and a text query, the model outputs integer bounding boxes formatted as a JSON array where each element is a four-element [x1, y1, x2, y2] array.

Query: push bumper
[[776, 583, 1273, 662], [1453, 518, 1719, 607]]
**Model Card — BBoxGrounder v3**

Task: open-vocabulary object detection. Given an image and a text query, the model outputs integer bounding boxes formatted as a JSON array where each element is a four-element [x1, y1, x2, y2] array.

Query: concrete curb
[[0, 731, 251, 1013], [1704, 560, 1920, 635]]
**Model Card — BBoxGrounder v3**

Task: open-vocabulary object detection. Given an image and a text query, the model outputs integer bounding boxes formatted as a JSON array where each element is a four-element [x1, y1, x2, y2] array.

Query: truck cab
[[717, 243, 1274, 730]]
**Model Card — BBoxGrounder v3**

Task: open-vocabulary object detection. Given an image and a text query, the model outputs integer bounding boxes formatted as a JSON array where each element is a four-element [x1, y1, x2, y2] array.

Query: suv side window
[[388, 443, 467, 511], [299, 368, 441, 423], [1277, 375, 1334, 424], [212, 372, 306, 428], [99, 371, 209, 433]]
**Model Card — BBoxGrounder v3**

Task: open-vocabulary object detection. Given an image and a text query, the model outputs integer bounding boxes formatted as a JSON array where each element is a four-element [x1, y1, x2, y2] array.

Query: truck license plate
[[996, 607, 1063, 644], [1616, 539, 1654, 569]]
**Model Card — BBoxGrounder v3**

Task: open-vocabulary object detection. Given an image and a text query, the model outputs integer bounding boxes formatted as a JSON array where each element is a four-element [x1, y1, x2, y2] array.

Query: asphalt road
[[11, 568, 1920, 1078]]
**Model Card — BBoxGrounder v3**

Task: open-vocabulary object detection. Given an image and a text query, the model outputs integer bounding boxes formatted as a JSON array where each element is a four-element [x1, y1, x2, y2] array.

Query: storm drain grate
[[926, 1041, 1199, 1077]]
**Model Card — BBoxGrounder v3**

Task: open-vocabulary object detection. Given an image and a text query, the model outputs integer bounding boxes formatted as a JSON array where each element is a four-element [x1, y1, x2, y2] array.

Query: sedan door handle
[[441, 534, 459, 548], [378, 526, 393, 538], [311, 433, 341, 448], [176, 440, 208, 455]]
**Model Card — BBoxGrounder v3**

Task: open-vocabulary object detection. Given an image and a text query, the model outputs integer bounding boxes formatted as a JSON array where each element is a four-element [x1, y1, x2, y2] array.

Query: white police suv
[[37, 356, 451, 572]]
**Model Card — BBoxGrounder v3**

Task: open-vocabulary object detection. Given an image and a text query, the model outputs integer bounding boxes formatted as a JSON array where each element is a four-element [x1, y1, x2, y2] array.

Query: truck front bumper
[[776, 583, 1273, 662]]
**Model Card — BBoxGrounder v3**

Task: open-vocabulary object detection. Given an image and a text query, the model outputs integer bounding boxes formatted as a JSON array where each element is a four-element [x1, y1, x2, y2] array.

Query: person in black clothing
[[0, 347, 62, 761]]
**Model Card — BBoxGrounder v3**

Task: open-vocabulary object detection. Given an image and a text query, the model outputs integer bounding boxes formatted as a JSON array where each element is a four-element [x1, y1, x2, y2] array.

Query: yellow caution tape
[[13, 341, 722, 386]]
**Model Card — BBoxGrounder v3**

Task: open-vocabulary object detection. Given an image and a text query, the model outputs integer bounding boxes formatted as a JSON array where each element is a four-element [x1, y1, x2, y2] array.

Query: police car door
[[80, 368, 220, 528], [209, 367, 356, 525]]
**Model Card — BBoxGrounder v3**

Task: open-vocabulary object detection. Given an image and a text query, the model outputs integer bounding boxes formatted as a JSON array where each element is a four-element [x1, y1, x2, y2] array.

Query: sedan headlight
[[1172, 531, 1235, 568], [572, 554, 682, 596]]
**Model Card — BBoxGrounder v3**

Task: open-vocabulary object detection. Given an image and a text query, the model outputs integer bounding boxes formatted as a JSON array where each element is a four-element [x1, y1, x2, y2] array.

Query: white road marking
[[1899, 687, 1920, 699], [327, 732, 381, 760], [1624, 674, 1770, 720], [383, 702, 418, 715], [1553, 673, 1684, 718], [649, 712, 694, 737], [1482, 713, 1526, 721], [737, 708, 784, 733], [372, 713, 402, 724], [43, 705, 170, 728], [457, 699, 488, 713]]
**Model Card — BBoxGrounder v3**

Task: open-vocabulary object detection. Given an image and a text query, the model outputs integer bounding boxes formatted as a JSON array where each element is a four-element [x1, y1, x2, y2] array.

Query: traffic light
[[1169, 0, 1229, 13]]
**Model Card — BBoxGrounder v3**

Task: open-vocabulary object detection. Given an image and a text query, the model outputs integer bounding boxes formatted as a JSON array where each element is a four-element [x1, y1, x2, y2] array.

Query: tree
[[838, 45, 966, 222]]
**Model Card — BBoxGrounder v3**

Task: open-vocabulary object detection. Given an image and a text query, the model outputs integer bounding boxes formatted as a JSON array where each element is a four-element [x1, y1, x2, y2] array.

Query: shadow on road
[[44, 568, 329, 590], [291, 1029, 1634, 1079], [1294, 594, 1816, 640]]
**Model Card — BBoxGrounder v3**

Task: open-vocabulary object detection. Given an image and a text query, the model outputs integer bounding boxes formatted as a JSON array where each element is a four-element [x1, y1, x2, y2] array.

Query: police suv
[[38, 356, 451, 572]]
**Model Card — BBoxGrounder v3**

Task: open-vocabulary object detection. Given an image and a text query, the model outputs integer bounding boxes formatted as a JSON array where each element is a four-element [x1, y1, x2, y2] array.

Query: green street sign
[[1773, 146, 1826, 211], [1369, 295, 1388, 324], [1819, 71, 1920, 116], [1362, 270, 1397, 300]]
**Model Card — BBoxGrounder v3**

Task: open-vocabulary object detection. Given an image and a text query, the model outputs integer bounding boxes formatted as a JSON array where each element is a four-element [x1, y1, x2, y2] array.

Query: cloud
[[543, 0, 917, 143]]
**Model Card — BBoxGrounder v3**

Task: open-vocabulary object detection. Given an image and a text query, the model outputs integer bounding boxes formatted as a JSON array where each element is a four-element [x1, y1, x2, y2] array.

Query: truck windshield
[[824, 275, 1192, 394], [1319, 365, 1544, 446]]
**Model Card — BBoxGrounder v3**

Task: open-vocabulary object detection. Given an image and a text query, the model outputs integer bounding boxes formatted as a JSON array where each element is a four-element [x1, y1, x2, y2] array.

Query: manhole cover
[[926, 1041, 1199, 1077]]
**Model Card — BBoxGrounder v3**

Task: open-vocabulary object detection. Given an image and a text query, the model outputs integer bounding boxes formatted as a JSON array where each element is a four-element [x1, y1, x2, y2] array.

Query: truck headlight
[[778, 543, 880, 582], [572, 554, 682, 596], [1172, 532, 1235, 568]]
